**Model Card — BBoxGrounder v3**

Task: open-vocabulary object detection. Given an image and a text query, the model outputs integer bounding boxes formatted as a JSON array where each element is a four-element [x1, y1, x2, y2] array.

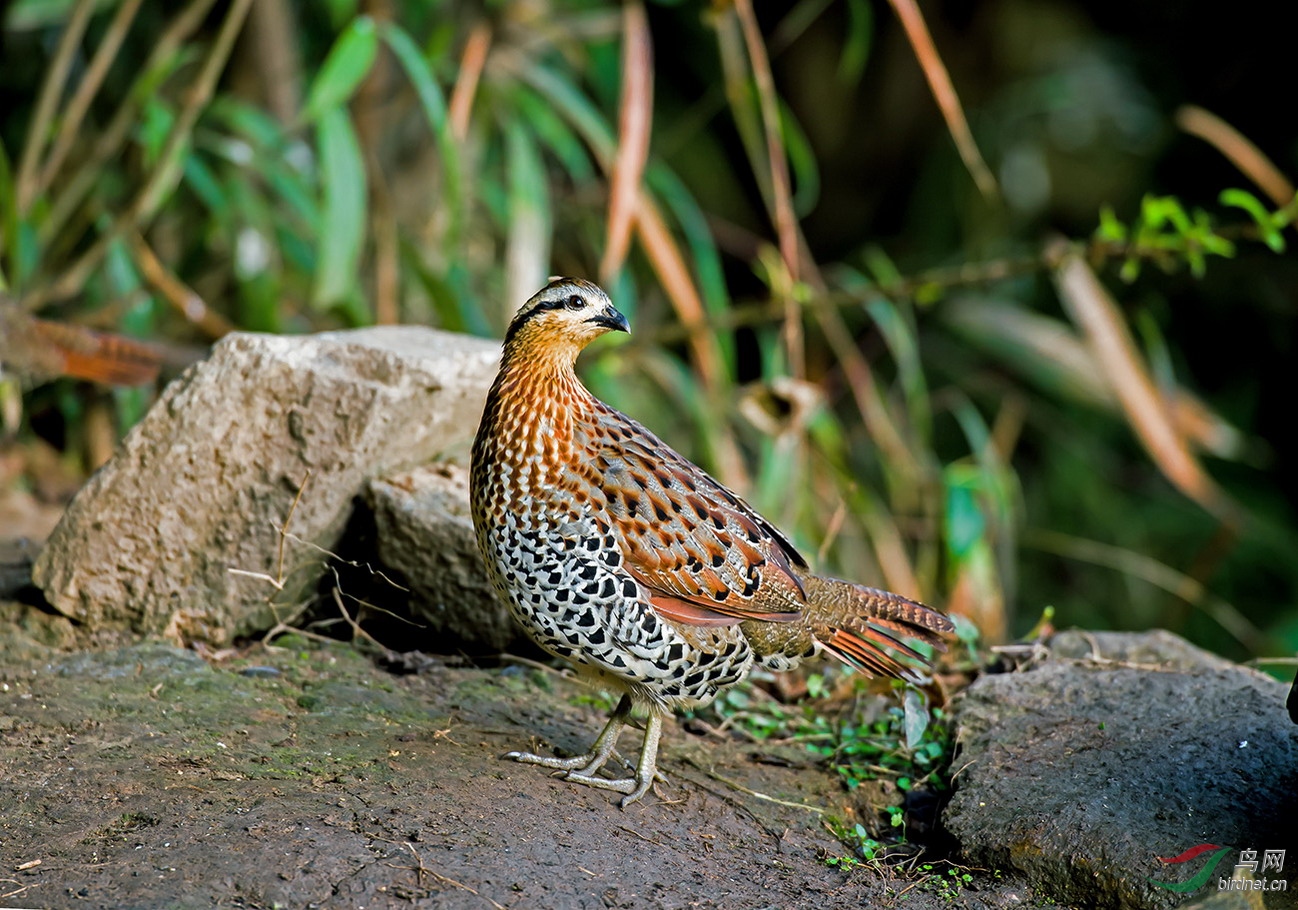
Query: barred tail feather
[[800, 574, 953, 682]]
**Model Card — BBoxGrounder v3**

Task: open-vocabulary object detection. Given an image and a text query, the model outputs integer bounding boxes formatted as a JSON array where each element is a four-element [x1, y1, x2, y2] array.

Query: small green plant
[[807, 687, 953, 795], [570, 689, 620, 713], [915, 862, 978, 903], [1094, 189, 1294, 281], [704, 672, 956, 862], [823, 819, 892, 870]]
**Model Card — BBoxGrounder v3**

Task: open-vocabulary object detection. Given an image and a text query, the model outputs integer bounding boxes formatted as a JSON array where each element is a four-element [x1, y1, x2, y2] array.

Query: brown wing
[[577, 403, 807, 626]]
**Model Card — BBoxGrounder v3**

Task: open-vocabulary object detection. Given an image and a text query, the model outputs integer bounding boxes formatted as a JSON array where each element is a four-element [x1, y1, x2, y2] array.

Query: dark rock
[[0, 537, 39, 598], [944, 630, 1298, 910], [365, 463, 519, 654]]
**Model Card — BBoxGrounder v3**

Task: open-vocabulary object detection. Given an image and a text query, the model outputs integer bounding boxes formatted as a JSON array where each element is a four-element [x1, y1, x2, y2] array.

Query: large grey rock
[[32, 327, 499, 645], [944, 630, 1298, 910], [365, 463, 519, 653]]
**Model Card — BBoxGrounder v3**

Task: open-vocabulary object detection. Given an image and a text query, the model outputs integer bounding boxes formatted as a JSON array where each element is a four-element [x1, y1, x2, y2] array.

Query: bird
[[470, 277, 953, 807], [0, 300, 165, 387]]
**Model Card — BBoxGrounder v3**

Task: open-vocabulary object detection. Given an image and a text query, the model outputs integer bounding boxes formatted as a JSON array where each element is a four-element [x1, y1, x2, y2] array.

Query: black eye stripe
[[503, 290, 589, 344], [526, 293, 585, 318], [531, 297, 572, 316]]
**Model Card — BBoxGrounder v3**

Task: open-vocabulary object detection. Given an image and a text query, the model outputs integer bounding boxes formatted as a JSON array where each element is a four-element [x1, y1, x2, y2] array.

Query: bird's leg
[[563, 709, 665, 808], [504, 693, 631, 776]]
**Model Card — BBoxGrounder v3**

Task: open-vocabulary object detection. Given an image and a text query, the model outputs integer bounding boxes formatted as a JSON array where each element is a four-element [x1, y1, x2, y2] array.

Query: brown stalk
[[38, 0, 223, 255], [33, 0, 146, 205], [128, 232, 234, 338], [512, 57, 726, 398], [633, 195, 719, 388], [371, 174, 400, 325], [732, 0, 816, 381], [449, 21, 492, 141], [14, 0, 97, 215], [246, 0, 304, 125], [733, 0, 801, 286], [885, 0, 999, 202], [809, 302, 915, 478], [1176, 105, 1295, 208], [353, 0, 396, 325], [634, 197, 750, 487], [1051, 244, 1235, 521], [599, 1, 653, 284], [859, 505, 923, 606], [713, 7, 767, 201], [26, 0, 257, 310]]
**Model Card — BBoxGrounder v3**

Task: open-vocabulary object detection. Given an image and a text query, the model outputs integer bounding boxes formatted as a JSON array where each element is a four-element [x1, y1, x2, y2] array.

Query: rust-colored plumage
[[470, 278, 952, 806], [0, 304, 164, 386]]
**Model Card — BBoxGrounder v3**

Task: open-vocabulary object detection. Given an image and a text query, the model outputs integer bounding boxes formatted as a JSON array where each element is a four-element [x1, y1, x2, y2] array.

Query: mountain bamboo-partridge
[[470, 278, 953, 806]]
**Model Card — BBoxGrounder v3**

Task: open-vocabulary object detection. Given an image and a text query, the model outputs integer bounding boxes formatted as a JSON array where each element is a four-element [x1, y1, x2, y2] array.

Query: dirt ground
[[0, 634, 1042, 910]]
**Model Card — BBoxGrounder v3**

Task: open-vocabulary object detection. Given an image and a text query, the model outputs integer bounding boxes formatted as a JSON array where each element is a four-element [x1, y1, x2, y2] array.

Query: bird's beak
[[587, 304, 631, 334]]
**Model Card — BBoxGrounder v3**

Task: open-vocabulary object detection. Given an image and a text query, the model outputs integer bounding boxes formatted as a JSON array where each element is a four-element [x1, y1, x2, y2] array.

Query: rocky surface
[[944, 630, 1298, 910], [365, 464, 521, 654], [31, 328, 499, 646], [0, 641, 1038, 910]]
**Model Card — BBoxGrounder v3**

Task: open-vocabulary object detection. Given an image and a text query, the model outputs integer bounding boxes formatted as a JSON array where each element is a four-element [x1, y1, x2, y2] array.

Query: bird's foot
[[502, 749, 603, 773], [561, 769, 657, 807], [504, 702, 667, 808]]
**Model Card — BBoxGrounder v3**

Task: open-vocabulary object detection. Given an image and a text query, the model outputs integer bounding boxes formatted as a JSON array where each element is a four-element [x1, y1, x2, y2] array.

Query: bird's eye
[[565, 295, 583, 311]]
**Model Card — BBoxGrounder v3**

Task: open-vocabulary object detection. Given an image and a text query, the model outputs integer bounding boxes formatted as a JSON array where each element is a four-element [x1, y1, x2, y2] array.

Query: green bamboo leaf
[[866, 299, 929, 443], [513, 86, 595, 183], [647, 164, 736, 368], [265, 151, 320, 227], [400, 239, 464, 333], [862, 245, 902, 286], [210, 97, 288, 150], [0, 140, 20, 287], [778, 99, 820, 217], [379, 21, 463, 245], [1096, 204, 1127, 242], [519, 61, 616, 161], [506, 123, 550, 237], [139, 99, 176, 163], [302, 16, 377, 124], [312, 107, 367, 309], [227, 175, 282, 331], [943, 466, 985, 559], [505, 122, 553, 329], [949, 397, 1015, 536], [1192, 209, 1235, 258], [322, 0, 359, 29], [379, 22, 447, 131], [840, 0, 874, 83], [181, 155, 227, 219]]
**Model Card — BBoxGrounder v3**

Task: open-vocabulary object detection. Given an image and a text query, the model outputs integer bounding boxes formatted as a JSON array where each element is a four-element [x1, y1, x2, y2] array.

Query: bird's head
[[501, 278, 630, 362]]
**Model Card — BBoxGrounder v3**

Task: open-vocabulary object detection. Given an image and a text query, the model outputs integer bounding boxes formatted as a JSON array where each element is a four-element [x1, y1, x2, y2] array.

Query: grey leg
[[505, 697, 667, 807], [563, 709, 664, 808], [504, 694, 631, 777]]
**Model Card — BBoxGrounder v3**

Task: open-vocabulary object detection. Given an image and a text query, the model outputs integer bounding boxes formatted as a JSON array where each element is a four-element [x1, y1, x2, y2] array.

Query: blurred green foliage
[[1, 0, 1295, 664]]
